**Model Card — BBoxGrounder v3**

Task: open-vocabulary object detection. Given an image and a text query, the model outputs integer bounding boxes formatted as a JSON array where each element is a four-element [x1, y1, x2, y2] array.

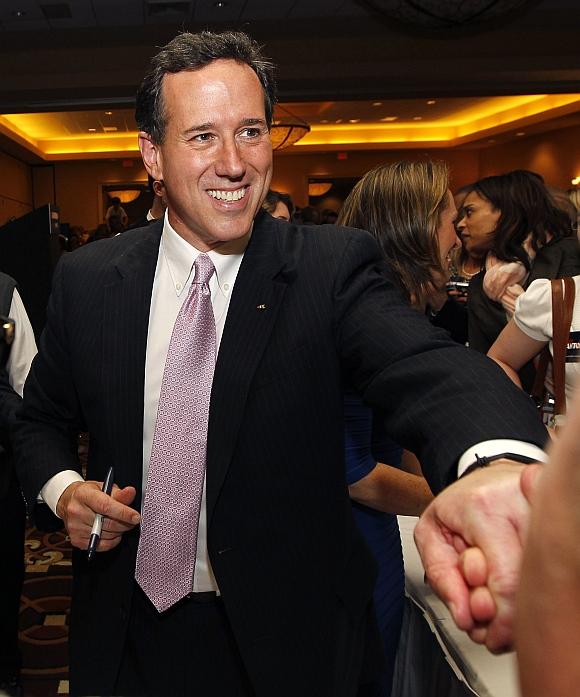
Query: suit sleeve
[[333, 232, 548, 493], [13, 258, 84, 512]]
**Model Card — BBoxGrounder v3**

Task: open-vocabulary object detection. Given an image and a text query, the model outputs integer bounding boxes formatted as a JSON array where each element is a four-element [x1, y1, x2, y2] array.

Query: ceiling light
[[516, 131, 525, 136], [103, 126, 118, 132], [105, 111, 113, 116], [381, 116, 398, 122], [88, 128, 97, 132], [270, 105, 310, 150], [571, 176, 580, 186], [11, 10, 27, 17], [349, 119, 360, 123], [373, 102, 382, 107], [335, 119, 343, 124], [427, 99, 436, 105], [309, 182, 333, 197], [214, 1, 227, 6], [413, 116, 423, 121]]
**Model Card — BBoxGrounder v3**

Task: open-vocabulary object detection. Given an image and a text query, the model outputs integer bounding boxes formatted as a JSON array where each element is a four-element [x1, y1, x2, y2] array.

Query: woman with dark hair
[[459, 169, 580, 362], [337, 160, 461, 697]]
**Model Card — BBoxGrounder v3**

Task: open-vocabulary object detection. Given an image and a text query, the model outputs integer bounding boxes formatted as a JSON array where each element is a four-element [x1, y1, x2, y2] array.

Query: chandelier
[[359, 0, 536, 30], [270, 105, 310, 151]]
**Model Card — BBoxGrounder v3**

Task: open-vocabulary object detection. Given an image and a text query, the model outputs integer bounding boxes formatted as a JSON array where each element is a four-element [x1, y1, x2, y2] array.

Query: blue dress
[[344, 392, 405, 697]]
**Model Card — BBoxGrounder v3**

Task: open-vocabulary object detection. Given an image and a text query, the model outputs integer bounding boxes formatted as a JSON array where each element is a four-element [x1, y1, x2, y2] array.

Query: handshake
[[414, 388, 580, 696]]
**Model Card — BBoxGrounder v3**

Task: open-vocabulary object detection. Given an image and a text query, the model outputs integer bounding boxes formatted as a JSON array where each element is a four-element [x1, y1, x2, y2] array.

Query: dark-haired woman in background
[[459, 170, 580, 370], [338, 160, 462, 697]]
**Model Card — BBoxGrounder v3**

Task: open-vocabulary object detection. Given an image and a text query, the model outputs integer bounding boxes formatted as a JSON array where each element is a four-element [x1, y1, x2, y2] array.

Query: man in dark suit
[[15, 31, 547, 697]]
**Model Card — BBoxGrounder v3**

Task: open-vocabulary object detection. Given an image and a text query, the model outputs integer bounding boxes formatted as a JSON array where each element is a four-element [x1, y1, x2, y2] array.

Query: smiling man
[[15, 30, 549, 697]]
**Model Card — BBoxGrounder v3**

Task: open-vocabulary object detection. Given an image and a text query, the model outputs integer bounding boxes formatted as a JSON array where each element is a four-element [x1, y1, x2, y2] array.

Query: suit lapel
[[101, 223, 162, 502], [206, 214, 291, 517]]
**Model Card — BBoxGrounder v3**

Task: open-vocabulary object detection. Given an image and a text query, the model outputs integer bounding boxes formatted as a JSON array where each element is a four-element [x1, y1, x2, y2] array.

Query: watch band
[[461, 451, 540, 477]]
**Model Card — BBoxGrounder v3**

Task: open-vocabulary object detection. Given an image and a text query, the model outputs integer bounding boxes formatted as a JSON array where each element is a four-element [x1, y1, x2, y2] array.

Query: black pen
[[87, 466, 115, 562]]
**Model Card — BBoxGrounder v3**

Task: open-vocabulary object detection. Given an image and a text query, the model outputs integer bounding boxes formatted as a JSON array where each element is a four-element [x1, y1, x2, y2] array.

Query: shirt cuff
[[457, 439, 547, 477], [40, 470, 85, 517]]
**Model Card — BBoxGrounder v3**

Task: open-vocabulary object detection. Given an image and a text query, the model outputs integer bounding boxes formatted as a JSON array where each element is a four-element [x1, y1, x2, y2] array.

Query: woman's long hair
[[472, 170, 573, 270], [337, 160, 450, 307]]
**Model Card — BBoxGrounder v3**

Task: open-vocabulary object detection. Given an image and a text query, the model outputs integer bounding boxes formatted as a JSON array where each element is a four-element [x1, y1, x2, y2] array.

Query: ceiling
[[0, 0, 579, 161]]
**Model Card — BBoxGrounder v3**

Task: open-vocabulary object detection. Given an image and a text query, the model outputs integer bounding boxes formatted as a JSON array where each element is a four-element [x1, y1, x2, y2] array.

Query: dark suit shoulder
[[57, 221, 162, 277]]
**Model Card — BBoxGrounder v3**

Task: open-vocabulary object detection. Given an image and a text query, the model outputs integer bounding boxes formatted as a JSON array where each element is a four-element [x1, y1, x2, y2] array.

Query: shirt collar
[[161, 213, 247, 298]]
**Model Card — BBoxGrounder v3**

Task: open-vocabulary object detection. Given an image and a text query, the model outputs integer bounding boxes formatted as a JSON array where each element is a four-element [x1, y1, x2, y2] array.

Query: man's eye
[[193, 133, 213, 142], [240, 127, 261, 138]]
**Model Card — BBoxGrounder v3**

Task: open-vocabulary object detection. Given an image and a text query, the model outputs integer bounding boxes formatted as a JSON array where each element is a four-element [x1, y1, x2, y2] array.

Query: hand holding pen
[[87, 466, 115, 561], [56, 471, 140, 555]]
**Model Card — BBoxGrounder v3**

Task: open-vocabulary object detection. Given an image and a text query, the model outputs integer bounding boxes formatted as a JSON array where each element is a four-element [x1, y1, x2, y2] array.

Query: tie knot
[[194, 253, 215, 285]]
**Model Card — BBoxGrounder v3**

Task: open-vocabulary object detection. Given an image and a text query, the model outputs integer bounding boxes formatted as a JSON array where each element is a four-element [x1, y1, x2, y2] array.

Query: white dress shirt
[[6, 288, 38, 396]]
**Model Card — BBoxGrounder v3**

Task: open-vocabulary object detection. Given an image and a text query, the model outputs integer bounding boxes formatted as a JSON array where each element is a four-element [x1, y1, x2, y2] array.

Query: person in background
[[0, 272, 37, 697], [14, 30, 549, 697], [321, 209, 339, 225], [460, 170, 580, 387], [105, 196, 129, 234], [262, 189, 294, 221], [488, 274, 580, 412], [339, 159, 463, 695], [128, 176, 168, 230], [299, 205, 320, 225]]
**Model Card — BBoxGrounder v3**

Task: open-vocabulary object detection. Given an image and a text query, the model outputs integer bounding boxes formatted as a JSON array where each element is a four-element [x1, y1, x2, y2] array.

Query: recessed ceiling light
[[349, 119, 360, 123], [11, 10, 27, 17], [372, 102, 382, 107], [335, 119, 343, 124], [103, 126, 118, 132], [88, 128, 97, 132], [516, 131, 525, 136], [214, 1, 227, 6], [413, 116, 423, 121], [105, 111, 113, 116], [427, 99, 436, 105], [320, 119, 329, 124], [381, 116, 397, 122]]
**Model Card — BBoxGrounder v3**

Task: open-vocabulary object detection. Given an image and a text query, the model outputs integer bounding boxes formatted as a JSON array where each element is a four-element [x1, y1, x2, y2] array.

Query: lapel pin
[[256, 304, 267, 310]]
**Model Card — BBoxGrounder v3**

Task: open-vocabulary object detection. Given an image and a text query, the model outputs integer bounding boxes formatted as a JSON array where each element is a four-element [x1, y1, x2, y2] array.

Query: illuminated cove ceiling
[[1, 93, 579, 160]]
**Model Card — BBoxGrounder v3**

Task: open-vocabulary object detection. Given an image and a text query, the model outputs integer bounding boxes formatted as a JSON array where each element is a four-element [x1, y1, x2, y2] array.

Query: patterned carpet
[[20, 526, 71, 696]]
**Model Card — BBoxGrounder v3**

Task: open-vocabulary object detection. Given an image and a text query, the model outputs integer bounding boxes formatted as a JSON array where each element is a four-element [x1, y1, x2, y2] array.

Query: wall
[[271, 148, 481, 208], [0, 150, 32, 226], [16, 124, 578, 229], [47, 159, 148, 230], [479, 125, 580, 190]]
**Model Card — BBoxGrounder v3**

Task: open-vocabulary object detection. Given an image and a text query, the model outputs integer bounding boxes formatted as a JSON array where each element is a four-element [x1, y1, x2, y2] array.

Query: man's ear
[[139, 132, 163, 181]]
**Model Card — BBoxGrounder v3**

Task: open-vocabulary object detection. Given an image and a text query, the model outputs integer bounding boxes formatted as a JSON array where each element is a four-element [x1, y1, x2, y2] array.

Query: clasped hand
[[414, 460, 541, 653], [57, 480, 141, 553]]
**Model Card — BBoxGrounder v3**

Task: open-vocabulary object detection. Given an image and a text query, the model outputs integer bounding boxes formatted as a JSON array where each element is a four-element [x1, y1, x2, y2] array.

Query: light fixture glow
[[427, 100, 436, 105], [381, 116, 398, 122]]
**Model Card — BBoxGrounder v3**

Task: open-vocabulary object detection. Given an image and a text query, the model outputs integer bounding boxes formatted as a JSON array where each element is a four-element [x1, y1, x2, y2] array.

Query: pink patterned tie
[[135, 253, 216, 613]]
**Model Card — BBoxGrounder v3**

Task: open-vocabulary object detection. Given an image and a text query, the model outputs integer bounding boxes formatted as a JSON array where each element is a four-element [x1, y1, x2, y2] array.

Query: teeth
[[207, 188, 246, 201]]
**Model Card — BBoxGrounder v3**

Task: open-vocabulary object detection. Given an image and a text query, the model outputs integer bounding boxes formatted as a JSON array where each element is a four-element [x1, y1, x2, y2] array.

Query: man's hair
[[472, 170, 573, 270], [338, 160, 450, 307], [262, 189, 294, 218], [135, 30, 276, 144]]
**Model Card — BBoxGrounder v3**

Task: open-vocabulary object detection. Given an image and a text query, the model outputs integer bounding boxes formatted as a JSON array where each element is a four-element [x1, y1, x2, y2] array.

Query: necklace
[[460, 261, 482, 279]]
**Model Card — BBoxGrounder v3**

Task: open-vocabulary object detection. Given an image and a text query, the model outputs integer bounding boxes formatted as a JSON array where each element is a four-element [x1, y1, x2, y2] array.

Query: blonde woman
[[338, 160, 459, 697]]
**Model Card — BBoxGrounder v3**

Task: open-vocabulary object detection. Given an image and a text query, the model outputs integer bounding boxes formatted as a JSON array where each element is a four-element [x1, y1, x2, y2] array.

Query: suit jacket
[[14, 212, 547, 696]]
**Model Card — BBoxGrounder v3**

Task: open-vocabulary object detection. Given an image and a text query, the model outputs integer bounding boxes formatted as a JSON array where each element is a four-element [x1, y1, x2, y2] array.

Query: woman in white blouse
[[487, 275, 580, 406]]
